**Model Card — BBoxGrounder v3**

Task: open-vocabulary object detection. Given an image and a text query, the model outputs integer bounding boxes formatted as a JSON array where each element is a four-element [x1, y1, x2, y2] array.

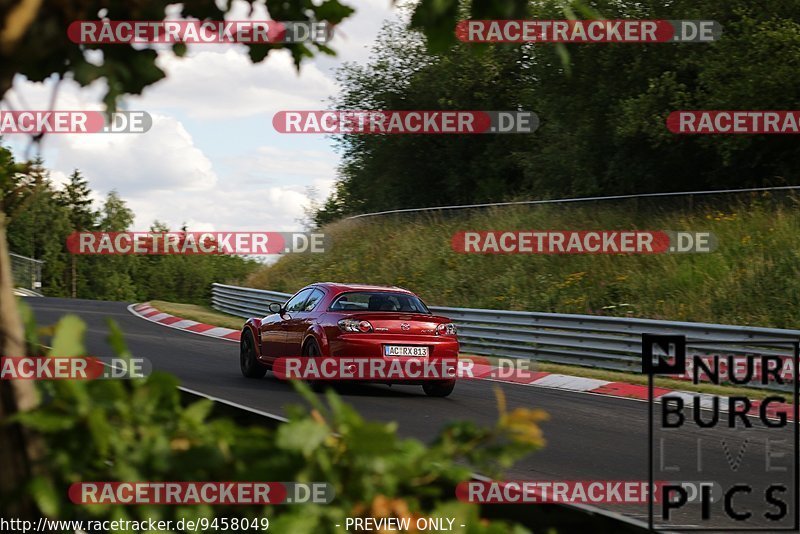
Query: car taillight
[[436, 323, 457, 336], [338, 319, 373, 333]]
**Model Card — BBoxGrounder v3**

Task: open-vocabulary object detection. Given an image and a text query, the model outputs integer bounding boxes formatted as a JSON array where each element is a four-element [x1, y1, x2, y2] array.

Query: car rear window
[[329, 292, 431, 313]]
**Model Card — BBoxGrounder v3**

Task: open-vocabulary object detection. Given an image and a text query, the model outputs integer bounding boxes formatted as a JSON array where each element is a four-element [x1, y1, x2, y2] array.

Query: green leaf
[[182, 399, 214, 424], [17, 300, 39, 350], [173, 42, 188, 57], [87, 407, 112, 455], [10, 411, 76, 431], [29, 476, 60, 516], [49, 315, 86, 357], [106, 319, 130, 358], [276, 419, 329, 455], [291, 380, 328, 418], [315, 0, 356, 24], [347, 422, 396, 455], [410, 0, 460, 53]]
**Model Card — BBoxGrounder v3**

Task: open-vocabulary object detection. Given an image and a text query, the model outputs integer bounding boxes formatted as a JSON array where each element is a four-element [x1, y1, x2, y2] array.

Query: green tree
[[56, 170, 97, 297], [317, 0, 800, 223], [86, 191, 137, 300], [5, 160, 72, 296], [98, 190, 134, 232]]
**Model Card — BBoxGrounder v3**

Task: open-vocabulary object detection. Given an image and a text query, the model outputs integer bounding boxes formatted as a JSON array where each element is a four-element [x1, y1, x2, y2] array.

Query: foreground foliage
[[2, 311, 546, 533]]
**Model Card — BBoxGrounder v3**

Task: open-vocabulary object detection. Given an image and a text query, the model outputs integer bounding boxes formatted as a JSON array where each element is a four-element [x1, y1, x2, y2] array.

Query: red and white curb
[[470, 362, 794, 421], [129, 302, 241, 342], [128, 302, 794, 419]]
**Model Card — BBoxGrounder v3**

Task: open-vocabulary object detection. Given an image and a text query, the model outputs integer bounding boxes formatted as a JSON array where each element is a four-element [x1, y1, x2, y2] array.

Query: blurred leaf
[[348, 422, 397, 455], [410, 0, 460, 53], [17, 299, 39, 350], [172, 42, 187, 57], [276, 419, 329, 455], [87, 407, 112, 455], [10, 410, 76, 431], [49, 314, 86, 357], [29, 476, 59, 517], [106, 319, 130, 358], [315, 0, 356, 24], [181, 398, 213, 424]]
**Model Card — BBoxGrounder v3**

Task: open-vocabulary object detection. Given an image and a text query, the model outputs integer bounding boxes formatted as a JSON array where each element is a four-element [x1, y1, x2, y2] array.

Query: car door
[[260, 288, 313, 362], [282, 288, 325, 356]]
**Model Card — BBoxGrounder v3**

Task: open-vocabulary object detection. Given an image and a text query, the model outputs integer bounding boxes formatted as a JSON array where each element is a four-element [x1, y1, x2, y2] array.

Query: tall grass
[[247, 194, 800, 328]]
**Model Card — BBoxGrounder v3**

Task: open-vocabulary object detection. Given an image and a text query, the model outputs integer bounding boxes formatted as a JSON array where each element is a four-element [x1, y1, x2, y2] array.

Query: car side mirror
[[268, 302, 283, 314]]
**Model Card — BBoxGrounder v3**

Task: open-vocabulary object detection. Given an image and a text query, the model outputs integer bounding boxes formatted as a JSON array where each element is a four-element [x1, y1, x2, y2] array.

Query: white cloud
[[50, 114, 217, 194], [128, 182, 312, 232], [50, 135, 333, 232], [228, 145, 338, 186], [134, 48, 337, 119]]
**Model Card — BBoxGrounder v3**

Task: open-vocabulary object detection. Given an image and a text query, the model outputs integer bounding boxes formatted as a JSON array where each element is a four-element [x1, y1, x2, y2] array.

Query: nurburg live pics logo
[[643, 334, 799, 531]]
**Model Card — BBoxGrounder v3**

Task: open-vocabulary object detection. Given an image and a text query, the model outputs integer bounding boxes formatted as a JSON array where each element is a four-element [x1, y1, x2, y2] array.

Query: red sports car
[[239, 282, 460, 396]]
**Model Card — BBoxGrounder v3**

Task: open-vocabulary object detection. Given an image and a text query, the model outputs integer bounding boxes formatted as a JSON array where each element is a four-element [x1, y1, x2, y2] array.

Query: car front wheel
[[303, 338, 326, 392], [240, 330, 267, 378]]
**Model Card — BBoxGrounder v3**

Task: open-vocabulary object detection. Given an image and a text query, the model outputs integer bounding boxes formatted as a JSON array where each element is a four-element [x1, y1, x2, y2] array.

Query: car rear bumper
[[329, 333, 459, 358], [319, 334, 459, 384]]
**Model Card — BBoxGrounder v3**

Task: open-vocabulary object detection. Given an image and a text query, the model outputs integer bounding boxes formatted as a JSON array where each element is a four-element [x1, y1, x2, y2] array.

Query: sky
[[2, 0, 402, 233]]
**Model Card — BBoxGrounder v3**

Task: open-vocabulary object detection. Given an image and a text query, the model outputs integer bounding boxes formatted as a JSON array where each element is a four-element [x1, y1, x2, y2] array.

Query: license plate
[[384, 345, 429, 357]]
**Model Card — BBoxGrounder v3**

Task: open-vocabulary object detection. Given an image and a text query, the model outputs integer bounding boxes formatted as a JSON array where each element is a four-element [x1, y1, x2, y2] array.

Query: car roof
[[309, 282, 414, 295]]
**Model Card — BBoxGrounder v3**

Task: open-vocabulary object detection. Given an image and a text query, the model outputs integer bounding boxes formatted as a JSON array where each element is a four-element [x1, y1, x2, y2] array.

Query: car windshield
[[329, 291, 431, 313]]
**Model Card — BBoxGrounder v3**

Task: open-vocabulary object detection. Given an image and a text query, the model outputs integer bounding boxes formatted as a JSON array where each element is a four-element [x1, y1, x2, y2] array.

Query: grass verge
[[245, 196, 800, 329], [148, 300, 246, 330]]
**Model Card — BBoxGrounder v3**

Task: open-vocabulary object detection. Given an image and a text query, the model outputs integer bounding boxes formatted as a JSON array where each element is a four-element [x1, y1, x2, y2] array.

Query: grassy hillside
[[247, 194, 800, 329]]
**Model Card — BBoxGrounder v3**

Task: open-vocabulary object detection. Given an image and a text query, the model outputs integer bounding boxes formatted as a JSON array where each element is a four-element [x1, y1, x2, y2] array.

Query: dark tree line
[[0, 146, 256, 302], [315, 0, 800, 224]]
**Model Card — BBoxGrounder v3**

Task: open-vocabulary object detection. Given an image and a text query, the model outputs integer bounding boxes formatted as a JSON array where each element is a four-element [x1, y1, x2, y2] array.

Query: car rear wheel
[[422, 380, 455, 397], [240, 330, 267, 378]]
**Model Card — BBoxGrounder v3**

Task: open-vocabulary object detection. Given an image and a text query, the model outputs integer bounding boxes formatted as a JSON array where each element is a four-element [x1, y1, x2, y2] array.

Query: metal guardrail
[[10, 252, 43, 294], [212, 283, 799, 389], [344, 185, 800, 220]]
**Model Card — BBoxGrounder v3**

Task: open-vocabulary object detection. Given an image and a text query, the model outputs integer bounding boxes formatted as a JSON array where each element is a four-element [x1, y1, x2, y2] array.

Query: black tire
[[303, 338, 325, 392], [240, 330, 267, 378], [422, 380, 455, 397]]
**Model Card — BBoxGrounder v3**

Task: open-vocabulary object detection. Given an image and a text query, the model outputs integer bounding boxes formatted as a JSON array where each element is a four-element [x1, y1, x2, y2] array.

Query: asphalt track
[[26, 297, 799, 531]]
